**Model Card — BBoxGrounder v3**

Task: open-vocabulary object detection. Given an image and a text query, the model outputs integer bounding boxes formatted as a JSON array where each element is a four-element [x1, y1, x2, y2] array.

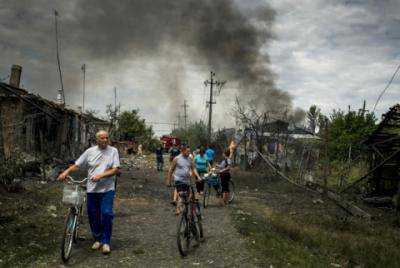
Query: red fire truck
[[160, 135, 181, 151]]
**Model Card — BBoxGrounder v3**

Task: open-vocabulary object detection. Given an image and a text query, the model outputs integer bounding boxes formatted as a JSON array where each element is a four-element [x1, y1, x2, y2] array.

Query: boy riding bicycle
[[167, 143, 201, 215]]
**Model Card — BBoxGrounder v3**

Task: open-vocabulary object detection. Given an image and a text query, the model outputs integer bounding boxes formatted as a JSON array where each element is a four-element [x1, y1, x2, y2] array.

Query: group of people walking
[[57, 131, 232, 256], [166, 143, 232, 214]]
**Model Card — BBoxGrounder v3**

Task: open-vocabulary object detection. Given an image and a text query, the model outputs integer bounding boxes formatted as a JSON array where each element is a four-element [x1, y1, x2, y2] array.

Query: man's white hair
[[96, 130, 109, 139]]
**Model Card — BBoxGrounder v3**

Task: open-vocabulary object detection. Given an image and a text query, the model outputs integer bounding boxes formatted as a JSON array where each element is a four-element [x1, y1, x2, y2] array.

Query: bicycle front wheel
[[73, 204, 83, 243], [61, 209, 77, 263], [196, 214, 203, 239], [177, 214, 190, 257]]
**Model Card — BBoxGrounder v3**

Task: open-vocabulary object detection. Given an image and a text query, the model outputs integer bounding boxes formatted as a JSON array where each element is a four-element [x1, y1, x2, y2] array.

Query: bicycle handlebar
[[65, 175, 88, 185]]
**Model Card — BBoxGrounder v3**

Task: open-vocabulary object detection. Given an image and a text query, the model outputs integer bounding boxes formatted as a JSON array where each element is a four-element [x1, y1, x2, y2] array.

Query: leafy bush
[[171, 121, 208, 149], [0, 155, 24, 186], [328, 110, 376, 161]]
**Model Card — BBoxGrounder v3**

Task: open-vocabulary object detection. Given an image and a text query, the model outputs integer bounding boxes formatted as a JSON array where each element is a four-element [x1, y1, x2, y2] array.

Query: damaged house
[[0, 65, 108, 163], [365, 104, 400, 196]]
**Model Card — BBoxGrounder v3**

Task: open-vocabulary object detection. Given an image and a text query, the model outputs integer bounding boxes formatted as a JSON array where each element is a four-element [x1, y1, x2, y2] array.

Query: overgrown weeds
[[0, 182, 63, 266], [231, 171, 400, 267], [0, 154, 24, 190]]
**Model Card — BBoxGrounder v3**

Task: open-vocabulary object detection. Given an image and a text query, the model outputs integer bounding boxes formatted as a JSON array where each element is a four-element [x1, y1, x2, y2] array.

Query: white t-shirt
[[75, 145, 120, 193], [173, 154, 193, 184]]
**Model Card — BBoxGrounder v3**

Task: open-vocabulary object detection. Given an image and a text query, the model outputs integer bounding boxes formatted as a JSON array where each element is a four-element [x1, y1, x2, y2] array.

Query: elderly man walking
[[58, 130, 120, 254]]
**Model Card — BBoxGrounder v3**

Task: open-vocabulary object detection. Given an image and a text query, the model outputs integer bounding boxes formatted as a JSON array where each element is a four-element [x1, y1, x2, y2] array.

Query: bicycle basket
[[206, 174, 220, 186], [62, 184, 85, 206]]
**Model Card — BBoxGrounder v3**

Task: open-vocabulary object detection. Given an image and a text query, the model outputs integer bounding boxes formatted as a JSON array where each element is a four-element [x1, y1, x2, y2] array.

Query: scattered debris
[[120, 154, 161, 171], [362, 196, 393, 205], [312, 198, 324, 204], [47, 205, 57, 212]]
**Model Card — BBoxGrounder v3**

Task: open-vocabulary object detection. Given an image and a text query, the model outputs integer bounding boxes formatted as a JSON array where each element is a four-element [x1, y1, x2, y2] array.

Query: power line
[[373, 63, 400, 112]]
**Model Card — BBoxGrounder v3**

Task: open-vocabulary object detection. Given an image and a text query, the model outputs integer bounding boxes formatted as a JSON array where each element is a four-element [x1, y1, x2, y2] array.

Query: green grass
[[0, 183, 64, 266], [231, 199, 400, 267]]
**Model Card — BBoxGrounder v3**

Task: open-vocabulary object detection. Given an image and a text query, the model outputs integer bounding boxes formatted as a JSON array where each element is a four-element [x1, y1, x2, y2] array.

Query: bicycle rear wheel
[[61, 209, 77, 263], [177, 214, 190, 257], [228, 180, 235, 203]]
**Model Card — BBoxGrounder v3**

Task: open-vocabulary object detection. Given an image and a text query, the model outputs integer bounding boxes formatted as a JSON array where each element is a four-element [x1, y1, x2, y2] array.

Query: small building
[[365, 104, 400, 196], [0, 65, 108, 162]]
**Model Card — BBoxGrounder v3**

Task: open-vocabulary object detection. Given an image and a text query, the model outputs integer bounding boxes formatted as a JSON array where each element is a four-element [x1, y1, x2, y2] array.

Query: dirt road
[[55, 167, 253, 267], [4, 165, 253, 267], [3, 158, 400, 267]]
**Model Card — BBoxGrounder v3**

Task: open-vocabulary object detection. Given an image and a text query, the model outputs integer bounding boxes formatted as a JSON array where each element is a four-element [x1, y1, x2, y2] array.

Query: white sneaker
[[91, 241, 102, 250], [102, 244, 111, 254]]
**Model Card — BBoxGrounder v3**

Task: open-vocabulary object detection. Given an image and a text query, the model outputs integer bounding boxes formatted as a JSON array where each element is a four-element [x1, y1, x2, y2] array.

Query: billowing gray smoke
[[68, 0, 291, 114], [0, 0, 293, 122]]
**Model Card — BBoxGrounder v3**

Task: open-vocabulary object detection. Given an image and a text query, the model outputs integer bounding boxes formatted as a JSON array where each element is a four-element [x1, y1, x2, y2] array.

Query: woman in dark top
[[219, 149, 232, 204]]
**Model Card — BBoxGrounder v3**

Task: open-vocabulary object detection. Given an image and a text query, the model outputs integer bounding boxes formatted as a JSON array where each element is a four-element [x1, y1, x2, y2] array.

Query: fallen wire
[[255, 150, 320, 195], [373, 63, 400, 112], [255, 151, 371, 218], [340, 148, 400, 193]]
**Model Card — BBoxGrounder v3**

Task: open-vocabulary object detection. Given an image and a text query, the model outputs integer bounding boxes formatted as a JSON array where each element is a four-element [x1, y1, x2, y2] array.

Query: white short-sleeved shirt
[[75, 145, 120, 193], [173, 154, 192, 184]]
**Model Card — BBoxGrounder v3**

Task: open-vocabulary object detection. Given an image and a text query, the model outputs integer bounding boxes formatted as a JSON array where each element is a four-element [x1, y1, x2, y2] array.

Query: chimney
[[9, 65, 22, 88]]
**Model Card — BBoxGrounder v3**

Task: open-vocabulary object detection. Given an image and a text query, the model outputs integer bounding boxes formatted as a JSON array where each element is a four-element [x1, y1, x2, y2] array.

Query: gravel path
[[33, 166, 254, 267]]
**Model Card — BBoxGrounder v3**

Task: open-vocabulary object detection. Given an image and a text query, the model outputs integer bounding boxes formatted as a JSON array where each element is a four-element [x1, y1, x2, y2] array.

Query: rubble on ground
[[120, 154, 162, 170]]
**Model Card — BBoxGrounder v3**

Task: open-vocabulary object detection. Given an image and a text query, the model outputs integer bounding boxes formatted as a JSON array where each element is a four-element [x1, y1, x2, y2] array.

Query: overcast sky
[[1, 0, 399, 135]]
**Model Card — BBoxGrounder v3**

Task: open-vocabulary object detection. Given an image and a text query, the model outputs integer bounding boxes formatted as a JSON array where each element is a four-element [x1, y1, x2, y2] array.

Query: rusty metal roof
[[0, 82, 108, 124]]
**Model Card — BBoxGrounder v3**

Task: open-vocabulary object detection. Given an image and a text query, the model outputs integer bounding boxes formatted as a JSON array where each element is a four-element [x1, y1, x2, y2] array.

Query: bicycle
[[176, 182, 204, 257], [60, 175, 87, 263], [202, 169, 235, 209]]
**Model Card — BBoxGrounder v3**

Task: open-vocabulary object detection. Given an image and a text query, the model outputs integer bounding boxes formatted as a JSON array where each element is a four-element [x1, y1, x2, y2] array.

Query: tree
[[307, 105, 321, 134], [233, 97, 270, 153], [117, 110, 150, 139], [328, 109, 376, 161], [288, 108, 306, 127], [233, 97, 305, 153], [171, 121, 208, 149], [317, 113, 330, 137], [114, 109, 156, 150], [106, 103, 120, 139]]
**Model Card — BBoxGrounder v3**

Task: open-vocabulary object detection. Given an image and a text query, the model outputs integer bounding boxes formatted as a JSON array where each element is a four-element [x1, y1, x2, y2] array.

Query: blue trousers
[[87, 190, 115, 244]]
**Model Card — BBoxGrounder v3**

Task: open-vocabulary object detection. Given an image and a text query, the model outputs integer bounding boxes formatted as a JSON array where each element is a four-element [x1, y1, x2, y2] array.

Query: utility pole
[[359, 100, 367, 116], [114, 87, 117, 114], [182, 100, 189, 129], [177, 113, 182, 129], [54, 9, 65, 106], [109, 87, 118, 139], [204, 71, 225, 142], [81, 64, 86, 114]]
